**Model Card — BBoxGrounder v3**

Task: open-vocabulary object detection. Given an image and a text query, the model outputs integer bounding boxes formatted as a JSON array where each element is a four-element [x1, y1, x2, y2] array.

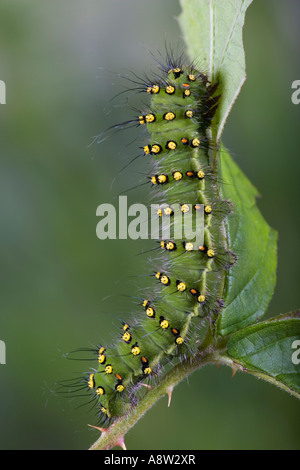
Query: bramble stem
[[214, 353, 300, 400], [89, 342, 216, 450]]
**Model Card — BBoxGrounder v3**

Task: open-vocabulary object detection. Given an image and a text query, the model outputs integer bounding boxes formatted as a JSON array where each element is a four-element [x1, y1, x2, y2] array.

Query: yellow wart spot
[[160, 318, 169, 329], [185, 110, 194, 118], [116, 384, 124, 393], [198, 295, 206, 303], [146, 113, 155, 123], [155, 271, 161, 280], [122, 331, 131, 342], [185, 242, 194, 251], [101, 406, 109, 415], [88, 373, 95, 389], [165, 85, 175, 94], [166, 140, 177, 150], [173, 171, 183, 181], [105, 365, 113, 374], [157, 174, 167, 184], [192, 138, 200, 147], [176, 281, 186, 292], [131, 345, 141, 356], [164, 207, 173, 216], [181, 204, 190, 213], [207, 249, 215, 258], [188, 74, 196, 81], [146, 307, 155, 317], [98, 354, 106, 364], [205, 205, 212, 214], [96, 386, 105, 396], [151, 144, 161, 154], [147, 84, 160, 94], [197, 170, 205, 179], [166, 241, 175, 251], [164, 112, 175, 121], [143, 367, 152, 374], [160, 275, 170, 285], [176, 336, 184, 345]]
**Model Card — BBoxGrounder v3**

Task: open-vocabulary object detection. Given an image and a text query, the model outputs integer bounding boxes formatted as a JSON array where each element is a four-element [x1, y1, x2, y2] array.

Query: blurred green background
[[0, 0, 299, 450]]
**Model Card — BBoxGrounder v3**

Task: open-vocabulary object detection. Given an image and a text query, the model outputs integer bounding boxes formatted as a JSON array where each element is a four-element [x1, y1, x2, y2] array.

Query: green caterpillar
[[82, 55, 236, 422]]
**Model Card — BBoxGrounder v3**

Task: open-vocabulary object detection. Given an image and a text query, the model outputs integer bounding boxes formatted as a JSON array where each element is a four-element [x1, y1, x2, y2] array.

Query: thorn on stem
[[166, 386, 174, 407], [231, 365, 238, 378], [88, 424, 127, 450], [88, 424, 108, 433], [116, 435, 127, 450]]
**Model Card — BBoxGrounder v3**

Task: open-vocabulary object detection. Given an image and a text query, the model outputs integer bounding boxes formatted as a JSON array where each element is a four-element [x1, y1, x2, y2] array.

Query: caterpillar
[[73, 53, 237, 425]]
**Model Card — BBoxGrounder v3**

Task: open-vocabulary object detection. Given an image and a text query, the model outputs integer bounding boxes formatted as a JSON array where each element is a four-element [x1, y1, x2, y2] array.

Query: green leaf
[[221, 313, 300, 398], [179, 1, 278, 336], [178, 0, 253, 142], [216, 147, 277, 336]]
